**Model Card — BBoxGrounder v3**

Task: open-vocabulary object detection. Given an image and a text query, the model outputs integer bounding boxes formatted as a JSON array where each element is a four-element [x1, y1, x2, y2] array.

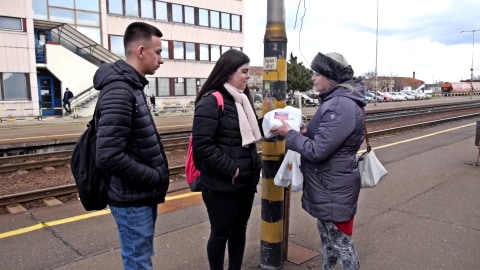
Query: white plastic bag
[[357, 150, 388, 188], [262, 106, 303, 138], [274, 150, 303, 191]]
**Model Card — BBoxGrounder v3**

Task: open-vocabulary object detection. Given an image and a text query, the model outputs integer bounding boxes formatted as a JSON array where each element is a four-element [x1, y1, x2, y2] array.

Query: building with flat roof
[[0, 0, 245, 118]]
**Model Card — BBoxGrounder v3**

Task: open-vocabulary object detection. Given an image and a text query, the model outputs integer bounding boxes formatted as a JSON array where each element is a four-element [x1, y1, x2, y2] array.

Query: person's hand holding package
[[271, 119, 307, 137]]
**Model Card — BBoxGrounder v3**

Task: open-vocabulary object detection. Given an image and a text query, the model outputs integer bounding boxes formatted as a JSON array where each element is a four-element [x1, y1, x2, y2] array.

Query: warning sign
[[263, 57, 277, 71]]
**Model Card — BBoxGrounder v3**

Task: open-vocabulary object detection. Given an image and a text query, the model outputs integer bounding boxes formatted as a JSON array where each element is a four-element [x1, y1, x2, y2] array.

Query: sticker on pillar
[[264, 57, 277, 71]]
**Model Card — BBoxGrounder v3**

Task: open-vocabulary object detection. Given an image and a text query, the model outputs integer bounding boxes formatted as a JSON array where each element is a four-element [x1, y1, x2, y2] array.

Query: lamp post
[[460, 29, 480, 98]]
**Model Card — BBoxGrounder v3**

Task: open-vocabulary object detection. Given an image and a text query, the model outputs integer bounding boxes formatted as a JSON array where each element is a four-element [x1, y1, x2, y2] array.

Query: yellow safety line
[[0, 193, 201, 239], [0, 122, 475, 239]]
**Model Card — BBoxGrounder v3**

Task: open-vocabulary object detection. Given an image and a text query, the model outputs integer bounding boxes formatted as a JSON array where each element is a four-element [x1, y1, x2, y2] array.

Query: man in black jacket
[[62, 87, 73, 114], [92, 22, 169, 270]]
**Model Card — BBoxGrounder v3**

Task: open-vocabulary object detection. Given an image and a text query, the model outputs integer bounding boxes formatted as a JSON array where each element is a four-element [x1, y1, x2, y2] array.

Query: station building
[[0, 0, 245, 118]]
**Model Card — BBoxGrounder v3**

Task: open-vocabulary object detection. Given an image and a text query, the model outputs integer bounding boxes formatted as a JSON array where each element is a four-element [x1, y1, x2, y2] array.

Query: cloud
[[244, 0, 480, 82]]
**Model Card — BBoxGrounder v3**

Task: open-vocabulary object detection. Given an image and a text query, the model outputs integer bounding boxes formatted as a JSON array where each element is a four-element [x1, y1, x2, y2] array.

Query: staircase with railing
[[34, 20, 121, 117]]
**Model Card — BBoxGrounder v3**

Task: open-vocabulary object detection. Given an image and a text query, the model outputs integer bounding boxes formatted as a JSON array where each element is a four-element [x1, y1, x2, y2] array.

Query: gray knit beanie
[[311, 52, 354, 83]]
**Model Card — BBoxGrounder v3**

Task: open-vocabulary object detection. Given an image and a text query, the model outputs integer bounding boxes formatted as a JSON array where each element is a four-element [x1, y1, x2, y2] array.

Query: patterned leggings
[[317, 220, 360, 270]]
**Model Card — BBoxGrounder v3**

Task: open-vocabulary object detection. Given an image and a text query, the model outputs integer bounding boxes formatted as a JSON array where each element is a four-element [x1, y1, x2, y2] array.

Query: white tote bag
[[357, 149, 388, 188]]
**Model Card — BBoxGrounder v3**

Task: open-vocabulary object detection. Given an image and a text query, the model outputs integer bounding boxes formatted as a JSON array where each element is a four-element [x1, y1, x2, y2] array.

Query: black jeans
[[63, 101, 71, 113], [202, 189, 255, 270]]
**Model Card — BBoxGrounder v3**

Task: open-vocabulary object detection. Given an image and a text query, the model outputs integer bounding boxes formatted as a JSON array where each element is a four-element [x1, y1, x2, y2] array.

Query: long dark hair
[[195, 49, 253, 105]]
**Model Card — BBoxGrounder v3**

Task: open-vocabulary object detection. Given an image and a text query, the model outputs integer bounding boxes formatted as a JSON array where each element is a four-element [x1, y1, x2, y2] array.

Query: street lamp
[[460, 29, 480, 98]]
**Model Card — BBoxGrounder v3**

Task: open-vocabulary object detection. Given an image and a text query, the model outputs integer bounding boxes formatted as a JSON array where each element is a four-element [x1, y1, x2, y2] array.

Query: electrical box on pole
[[260, 0, 288, 269]]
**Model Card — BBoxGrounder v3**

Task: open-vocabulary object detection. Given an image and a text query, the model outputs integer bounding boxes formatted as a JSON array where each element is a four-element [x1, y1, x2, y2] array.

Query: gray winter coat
[[285, 78, 366, 222], [93, 60, 170, 207]]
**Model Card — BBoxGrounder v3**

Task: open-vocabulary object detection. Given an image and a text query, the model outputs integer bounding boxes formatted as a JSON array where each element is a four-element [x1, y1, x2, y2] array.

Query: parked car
[[365, 94, 374, 103], [366, 92, 383, 102], [400, 90, 416, 100], [389, 92, 406, 101], [377, 91, 392, 102], [253, 93, 262, 102]]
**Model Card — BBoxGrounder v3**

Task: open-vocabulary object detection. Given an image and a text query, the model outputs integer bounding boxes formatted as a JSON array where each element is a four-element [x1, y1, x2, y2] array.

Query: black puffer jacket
[[192, 89, 262, 192], [93, 60, 170, 207]]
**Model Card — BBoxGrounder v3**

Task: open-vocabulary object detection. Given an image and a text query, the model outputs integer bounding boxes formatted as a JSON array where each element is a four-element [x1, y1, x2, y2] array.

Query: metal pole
[[460, 29, 480, 99], [374, 0, 379, 106], [260, 0, 287, 269]]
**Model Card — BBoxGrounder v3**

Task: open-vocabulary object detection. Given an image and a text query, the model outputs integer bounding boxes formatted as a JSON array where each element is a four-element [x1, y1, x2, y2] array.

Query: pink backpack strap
[[211, 91, 224, 111]]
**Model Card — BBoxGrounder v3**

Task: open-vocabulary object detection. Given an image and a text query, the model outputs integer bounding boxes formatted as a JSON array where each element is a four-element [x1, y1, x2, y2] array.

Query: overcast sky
[[243, 0, 480, 83]]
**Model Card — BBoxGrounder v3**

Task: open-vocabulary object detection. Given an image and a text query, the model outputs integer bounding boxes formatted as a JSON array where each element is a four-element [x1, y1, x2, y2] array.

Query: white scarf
[[223, 83, 262, 147]]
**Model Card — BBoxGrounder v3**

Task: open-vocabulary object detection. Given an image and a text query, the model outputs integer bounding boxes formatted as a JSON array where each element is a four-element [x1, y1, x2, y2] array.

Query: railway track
[[3, 102, 479, 174], [1, 103, 480, 211], [0, 137, 189, 174], [0, 166, 184, 207]]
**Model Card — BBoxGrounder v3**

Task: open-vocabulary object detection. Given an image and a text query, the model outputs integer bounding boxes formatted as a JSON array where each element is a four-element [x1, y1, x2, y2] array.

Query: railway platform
[[0, 119, 479, 269]]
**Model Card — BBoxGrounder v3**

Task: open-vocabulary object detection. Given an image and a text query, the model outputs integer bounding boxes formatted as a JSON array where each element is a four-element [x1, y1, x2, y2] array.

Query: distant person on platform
[[149, 94, 156, 112], [93, 22, 170, 270], [62, 87, 73, 114]]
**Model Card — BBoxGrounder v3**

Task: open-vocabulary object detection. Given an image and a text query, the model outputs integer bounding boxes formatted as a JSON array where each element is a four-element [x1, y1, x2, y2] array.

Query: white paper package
[[262, 106, 303, 138]]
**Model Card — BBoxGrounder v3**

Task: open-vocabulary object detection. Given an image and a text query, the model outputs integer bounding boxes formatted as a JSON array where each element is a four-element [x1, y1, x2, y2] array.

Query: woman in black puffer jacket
[[192, 49, 262, 270]]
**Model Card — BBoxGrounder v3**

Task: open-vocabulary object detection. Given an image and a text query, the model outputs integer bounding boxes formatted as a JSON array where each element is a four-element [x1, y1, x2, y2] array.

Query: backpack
[[70, 108, 108, 211], [185, 91, 224, 192], [70, 82, 127, 211]]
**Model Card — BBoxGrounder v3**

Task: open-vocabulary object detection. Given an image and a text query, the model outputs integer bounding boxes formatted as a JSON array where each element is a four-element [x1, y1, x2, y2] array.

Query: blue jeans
[[110, 205, 158, 270]]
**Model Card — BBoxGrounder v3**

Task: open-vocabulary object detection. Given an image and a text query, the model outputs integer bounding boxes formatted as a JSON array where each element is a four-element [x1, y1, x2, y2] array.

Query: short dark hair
[[123, 22, 163, 56], [195, 49, 250, 104]]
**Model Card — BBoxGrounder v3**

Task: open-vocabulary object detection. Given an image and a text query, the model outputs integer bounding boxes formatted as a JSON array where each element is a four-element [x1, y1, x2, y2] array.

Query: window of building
[[199, 78, 207, 88], [210, 11, 219, 28], [31, 0, 102, 44], [199, 44, 209, 61], [75, 0, 99, 12], [49, 0, 74, 8], [221, 46, 231, 55], [174, 78, 185, 95], [186, 78, 196, 95], [158, 78, 170, 96], [76, 11, 100, 26], [108, 0, 123, 15], [49, 7, 75, 23], [32, 0, 48, 20], [199, 9, 209, 27], [172, 4, 183, 23], [0, 16, 23, 31], [141, 0, 154, 19], [221, 13, 230, 30], [211, 45, 220, 61], [77, 26, 101, 44], [145, 77, 157, 96], [173, 41, 184, 60], [232, 14, 241, 31], [155, 1, 167, 21], [185, 42, 195, 60], [161, 39, 169, 59], [184, 6, 194, 25], [125, 0, 139, 17], [109, 35, 125, 57], [1, 73, 29, 100]]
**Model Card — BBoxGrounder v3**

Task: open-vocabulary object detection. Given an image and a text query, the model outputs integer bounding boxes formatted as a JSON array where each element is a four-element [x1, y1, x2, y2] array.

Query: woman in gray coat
[[272, 52, 366, 270]]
